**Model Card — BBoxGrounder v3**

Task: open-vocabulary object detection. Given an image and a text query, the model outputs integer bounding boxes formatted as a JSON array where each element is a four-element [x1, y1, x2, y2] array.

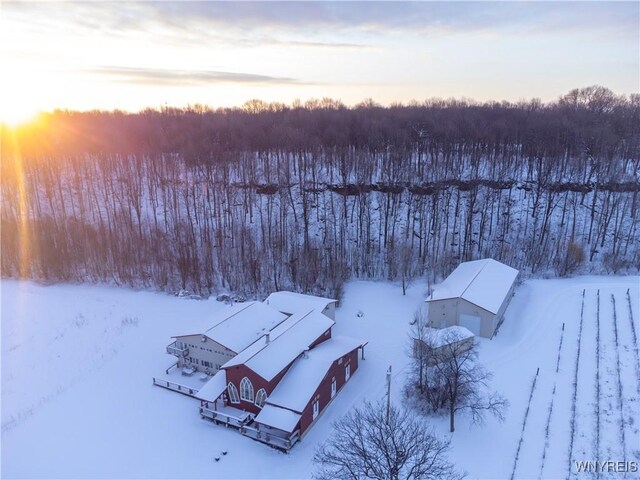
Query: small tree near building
[[313, 401, 462, 480], [407, 308, 430, 393], [408, 324, 508, 433]]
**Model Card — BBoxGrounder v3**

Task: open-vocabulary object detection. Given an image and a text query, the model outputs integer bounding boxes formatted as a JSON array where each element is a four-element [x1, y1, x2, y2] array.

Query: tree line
[[1, 86, 638, 298]]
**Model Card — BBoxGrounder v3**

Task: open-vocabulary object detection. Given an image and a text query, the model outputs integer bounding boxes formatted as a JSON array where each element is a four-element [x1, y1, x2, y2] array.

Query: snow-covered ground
[[1, 276, 638, 478]]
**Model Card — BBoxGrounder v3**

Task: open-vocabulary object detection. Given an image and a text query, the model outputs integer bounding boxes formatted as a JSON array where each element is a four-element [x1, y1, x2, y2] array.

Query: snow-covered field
[[2, 276, 638, 479]]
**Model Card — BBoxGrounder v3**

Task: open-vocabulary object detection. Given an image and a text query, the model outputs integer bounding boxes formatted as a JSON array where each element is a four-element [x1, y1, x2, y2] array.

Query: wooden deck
[[152, 377, 199, 398], [200, 403, 252, 428], [166, 341, 189, 357], [240, 424, 300, 451], [199, 401, 300, 451]]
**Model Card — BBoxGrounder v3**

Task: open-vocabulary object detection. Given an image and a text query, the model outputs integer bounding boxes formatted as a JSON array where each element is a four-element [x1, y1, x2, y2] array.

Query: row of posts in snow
[[610, 294, 627, 462], [510, 367, 539, 480], [511, 289, 637, 480], [567, 290, 585, 478]]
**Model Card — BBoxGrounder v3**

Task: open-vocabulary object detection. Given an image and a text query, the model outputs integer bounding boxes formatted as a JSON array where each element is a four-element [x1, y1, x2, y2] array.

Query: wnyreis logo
[[575, 461, 638, 474]]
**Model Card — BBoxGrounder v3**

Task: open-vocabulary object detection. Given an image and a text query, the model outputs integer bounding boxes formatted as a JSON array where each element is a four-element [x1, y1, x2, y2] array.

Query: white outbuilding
[[426, 259, 518, 338]]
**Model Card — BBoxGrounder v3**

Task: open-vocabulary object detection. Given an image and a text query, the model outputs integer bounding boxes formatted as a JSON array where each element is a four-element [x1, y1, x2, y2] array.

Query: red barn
[[195, 309, 366, 450]]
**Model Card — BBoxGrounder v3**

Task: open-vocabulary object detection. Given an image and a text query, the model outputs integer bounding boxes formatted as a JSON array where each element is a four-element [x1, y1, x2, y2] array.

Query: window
[[228, 383, 240, 404], [255, 388, 267, 408], [345, 364, 351, 381], [240, 377, 254, 402], [312, 399, 319, 420], [331, 377, 337, 398]]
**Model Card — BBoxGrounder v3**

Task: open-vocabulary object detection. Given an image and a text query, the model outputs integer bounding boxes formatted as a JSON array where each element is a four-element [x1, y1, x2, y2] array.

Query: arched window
[[240, 377, 254, 402], [255, 388, 267, 408], [227, 383, 239, 404]]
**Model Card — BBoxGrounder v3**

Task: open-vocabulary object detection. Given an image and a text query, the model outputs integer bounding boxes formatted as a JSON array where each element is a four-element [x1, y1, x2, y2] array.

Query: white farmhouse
[[426, 259, 518, 338], [166, 302, 287, 373], [264, 291, 338, 320]]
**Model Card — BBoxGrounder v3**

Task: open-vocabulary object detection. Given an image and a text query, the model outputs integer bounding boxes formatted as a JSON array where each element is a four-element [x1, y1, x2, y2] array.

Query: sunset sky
[[1, 1, 638, 123]]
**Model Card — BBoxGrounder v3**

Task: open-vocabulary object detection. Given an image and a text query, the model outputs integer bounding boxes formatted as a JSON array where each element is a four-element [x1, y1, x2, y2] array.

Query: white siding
[[175, 334, 236, 372]]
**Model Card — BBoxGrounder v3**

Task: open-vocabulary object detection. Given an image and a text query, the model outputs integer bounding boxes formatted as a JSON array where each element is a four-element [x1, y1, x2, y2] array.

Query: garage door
[[459, 314, 481, 336]]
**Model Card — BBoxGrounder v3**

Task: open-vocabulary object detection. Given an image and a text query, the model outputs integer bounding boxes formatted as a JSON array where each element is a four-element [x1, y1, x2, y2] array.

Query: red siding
[[298, 348, 359, 435], [309, 328, 332, 348], [223, 364, 291, 414], [222, 328, 331, 414]]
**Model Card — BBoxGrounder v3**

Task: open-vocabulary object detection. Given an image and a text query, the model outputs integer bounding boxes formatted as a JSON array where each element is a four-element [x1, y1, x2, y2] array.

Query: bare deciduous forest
[[2, 86, 638, 298]]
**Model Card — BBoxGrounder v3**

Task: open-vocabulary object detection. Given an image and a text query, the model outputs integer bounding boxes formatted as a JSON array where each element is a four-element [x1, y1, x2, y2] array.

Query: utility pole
[[386, 365, 392, 423]]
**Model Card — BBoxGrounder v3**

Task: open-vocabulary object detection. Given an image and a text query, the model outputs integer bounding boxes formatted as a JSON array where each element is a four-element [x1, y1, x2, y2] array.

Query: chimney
[[265, 333, 270, 344]]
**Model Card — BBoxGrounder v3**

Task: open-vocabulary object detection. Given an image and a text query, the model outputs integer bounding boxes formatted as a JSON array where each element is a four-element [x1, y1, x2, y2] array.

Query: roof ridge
[[205, 301, 255, 333], [264, 310, 314, 346], [227, 310, 314, 366], [458, 259, 490, 300]]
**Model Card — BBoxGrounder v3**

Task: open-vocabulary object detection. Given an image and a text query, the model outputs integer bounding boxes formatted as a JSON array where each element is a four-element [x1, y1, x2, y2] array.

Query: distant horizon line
[[15, 84, 635, 117]]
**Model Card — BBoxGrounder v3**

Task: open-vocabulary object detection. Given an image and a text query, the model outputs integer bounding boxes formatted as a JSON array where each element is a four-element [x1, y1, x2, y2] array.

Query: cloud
[[144, 1, 639, 38], [5, 1, 637, 50], [86, 66, 307, 86]]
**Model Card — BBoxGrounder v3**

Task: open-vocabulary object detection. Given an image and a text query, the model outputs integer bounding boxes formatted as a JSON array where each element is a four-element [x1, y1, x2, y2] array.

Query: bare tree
[[407, 307, 432, 393], [2, 89, 637, 297], [313, 401, 462, 480], [426, 331, 508, 432]]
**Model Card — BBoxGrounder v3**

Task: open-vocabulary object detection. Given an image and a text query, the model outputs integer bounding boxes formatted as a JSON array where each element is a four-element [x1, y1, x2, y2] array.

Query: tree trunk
[[449, 403, 455, 432]]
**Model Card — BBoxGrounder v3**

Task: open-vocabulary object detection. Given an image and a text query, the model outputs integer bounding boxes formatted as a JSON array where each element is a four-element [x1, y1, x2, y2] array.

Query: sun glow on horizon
[[0, 2, 637, 121], [0, 79, 42, 128], [0, 100, 40, 128]]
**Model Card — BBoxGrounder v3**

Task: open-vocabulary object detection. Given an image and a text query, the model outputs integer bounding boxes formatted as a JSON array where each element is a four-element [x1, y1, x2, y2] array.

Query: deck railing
[[240, 425, 300, 451], [152, 377, 198, 397], [166, 342, 189, 357], [200, 405, 251, 429], [199, 401, 300, 451]]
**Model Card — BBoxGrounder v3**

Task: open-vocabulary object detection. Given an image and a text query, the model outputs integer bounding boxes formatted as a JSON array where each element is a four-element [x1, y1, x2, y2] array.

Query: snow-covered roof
[[174, 302, 287, 353], [195, 369, 227, 402], [266, 335, 366, 413], [427, 259, 518, 314], [426, 326, 474, 348], [223, 310, 335, 381], [264, 291, 337, 315], [254, 404, 301, 433]]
